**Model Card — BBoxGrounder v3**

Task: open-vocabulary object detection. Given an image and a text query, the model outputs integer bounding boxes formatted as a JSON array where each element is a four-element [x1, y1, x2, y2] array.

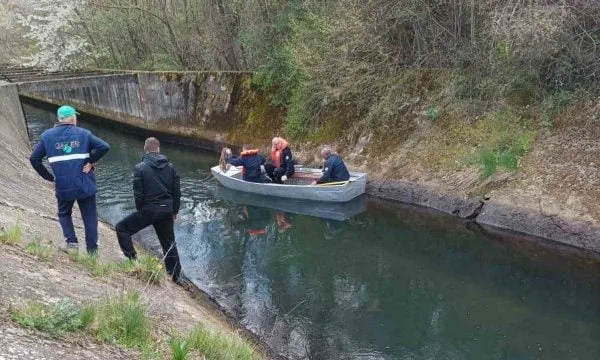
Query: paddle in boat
[[211, 164, 367, 203]]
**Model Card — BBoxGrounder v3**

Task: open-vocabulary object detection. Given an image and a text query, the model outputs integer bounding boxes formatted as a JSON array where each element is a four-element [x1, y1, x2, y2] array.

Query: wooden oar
[[314, 181, 350, 186]]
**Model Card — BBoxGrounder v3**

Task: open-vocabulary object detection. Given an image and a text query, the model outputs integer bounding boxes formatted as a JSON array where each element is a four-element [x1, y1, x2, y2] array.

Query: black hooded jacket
[[133, 153, 181, 214]]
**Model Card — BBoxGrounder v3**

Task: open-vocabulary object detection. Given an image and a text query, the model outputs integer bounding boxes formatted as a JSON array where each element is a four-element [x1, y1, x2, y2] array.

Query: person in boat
[[312, 147, 350, 185], [264, 137, 294, 184], [225, 144, 269, 183]]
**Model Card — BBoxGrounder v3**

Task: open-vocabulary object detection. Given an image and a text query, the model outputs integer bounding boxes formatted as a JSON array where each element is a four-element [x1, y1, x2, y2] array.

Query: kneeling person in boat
[[264, 137, 294, 184], [312, 147, 350, 185], [226, 145, 269, 183]]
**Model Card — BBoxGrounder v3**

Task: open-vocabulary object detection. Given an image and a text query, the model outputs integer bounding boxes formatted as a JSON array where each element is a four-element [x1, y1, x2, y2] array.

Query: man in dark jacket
[[225, 144, 269, 183], [30, 105, 110, 254], [313, 147, 351, 184], [264, 137, 294, 184], [115, 137, 182, 282]]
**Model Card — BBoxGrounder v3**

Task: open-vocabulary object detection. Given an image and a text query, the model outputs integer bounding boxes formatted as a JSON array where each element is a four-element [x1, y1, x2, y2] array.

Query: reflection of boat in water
[[211, 165, 367, 202], [214, 186, 367, 221]]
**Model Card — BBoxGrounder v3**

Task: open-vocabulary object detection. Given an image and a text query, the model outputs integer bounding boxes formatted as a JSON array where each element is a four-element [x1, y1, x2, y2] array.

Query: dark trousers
[[264, 164, 288, 184], [116, 211, 181, 281], [245, 174, 271, 183], [58, 195, 98, 253]]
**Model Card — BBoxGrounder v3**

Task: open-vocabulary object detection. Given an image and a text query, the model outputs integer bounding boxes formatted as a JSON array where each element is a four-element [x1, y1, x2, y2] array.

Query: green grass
[[477, 133, 534, 178], [11, 293, 154, 352], [10, 295, 259, 358], [169, 335, 192, 360], [94, 292, 153, 349], [70, 252, 119, 277], [9, 299, 93, 336], [426, 106, 441, 121], [70, 251, 165, 284], [186, 324, 256, 360], [24, 239, 56, 261], [123, 254, 166, 285], [0, 221, 22, 245]]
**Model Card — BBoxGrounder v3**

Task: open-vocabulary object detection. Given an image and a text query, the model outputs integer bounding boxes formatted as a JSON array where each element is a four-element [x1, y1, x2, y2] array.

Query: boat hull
[[211, 166, 367, 203]]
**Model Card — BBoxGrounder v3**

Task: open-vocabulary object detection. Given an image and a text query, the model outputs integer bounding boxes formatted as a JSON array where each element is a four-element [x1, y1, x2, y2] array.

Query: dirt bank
[[0, 82, 274, 359], [288, 84, 600, 254]]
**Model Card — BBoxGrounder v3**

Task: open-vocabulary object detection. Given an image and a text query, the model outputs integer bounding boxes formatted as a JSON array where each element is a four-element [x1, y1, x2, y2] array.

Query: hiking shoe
[[60, 242, 79, 255]]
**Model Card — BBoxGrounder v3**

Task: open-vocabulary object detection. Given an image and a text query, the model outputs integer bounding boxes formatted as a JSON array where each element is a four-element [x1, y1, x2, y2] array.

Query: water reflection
[[24, 102, 600, 360]]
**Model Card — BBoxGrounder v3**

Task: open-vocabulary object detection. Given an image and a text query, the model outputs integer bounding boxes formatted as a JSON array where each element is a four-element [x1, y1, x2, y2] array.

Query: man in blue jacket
[[312, 147, 350, 184], [30, 105, 110, 254]]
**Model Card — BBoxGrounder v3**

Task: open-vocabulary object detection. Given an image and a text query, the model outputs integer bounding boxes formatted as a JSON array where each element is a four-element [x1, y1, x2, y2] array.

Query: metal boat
[[210, 165, 367, 203]]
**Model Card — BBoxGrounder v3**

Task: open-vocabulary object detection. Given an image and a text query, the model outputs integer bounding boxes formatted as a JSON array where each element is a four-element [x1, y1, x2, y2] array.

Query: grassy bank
[[9, 292, 255, 360], [0, 221, 264, 360]]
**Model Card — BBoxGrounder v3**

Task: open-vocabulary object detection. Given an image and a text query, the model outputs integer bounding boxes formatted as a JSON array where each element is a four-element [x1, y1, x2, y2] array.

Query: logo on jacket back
[[55, 141, 80, 154]]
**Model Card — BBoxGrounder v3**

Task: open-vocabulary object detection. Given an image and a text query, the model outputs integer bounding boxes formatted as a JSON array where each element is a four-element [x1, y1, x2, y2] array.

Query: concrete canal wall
[[18, 72, 254, 146]]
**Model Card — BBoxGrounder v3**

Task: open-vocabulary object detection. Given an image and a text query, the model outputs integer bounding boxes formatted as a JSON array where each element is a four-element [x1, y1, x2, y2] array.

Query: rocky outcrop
[[476, 200, 600, 253], [367, 178, 600, 255], [367, 179, 484, 219]]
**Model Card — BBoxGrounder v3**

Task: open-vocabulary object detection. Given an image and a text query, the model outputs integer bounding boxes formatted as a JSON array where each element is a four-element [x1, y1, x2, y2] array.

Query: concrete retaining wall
[[18, 72, 251, 141], [0, 81, 59, 216], [0, 81, 28, 144], [368, 179, 600, 254]]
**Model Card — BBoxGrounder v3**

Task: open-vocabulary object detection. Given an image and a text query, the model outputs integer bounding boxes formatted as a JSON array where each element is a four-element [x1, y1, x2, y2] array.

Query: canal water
[[24, 102, 600, 360]]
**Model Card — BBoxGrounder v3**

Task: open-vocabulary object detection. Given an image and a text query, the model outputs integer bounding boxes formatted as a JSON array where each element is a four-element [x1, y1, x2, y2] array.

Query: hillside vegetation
[[3, 1, 600, 182]]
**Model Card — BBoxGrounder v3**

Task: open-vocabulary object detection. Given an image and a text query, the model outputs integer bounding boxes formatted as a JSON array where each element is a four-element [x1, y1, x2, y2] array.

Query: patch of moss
[[229, 81, 285, 147], [164, 72, 184, 82], [306, 118, 346, 144]]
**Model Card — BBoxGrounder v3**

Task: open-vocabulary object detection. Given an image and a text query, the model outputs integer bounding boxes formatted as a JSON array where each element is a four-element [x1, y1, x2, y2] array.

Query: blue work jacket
[[30, 123, 110, 201]]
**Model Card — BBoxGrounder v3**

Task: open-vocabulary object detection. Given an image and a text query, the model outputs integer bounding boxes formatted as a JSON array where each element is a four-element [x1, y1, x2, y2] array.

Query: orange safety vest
[[239, 149, 259, 176], [248, 228, 268, 236], [270, 138, 289, 168]]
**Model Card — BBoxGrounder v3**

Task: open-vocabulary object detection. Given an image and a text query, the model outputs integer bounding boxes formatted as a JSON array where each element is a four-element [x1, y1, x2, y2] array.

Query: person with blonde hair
[[264, 137, 294, 184]]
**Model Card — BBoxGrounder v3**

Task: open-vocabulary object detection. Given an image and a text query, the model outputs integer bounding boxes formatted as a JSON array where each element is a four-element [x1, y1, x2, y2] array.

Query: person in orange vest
[[264, 137, 294, 184], [225, 144, 269, 183]]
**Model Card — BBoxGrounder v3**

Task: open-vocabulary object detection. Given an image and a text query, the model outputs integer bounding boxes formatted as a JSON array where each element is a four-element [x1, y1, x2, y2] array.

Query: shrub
[[9, 299, 93, 335], [0, 221, 21, 245], [541, 91, 573, 128], [24, 239, 55, 261]]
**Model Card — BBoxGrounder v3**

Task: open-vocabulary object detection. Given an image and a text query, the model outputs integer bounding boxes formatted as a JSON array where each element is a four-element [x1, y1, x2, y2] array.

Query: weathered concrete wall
[[18, 72, 252, 143], [0, 81, 28, 143], [0, 81, 58, 218], [18, 74, 145, 127], [368, 179, 600, 254]]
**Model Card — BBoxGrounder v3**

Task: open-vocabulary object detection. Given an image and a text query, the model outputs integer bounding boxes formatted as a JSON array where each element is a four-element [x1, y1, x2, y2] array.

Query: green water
[[25, 102, 600, 360]]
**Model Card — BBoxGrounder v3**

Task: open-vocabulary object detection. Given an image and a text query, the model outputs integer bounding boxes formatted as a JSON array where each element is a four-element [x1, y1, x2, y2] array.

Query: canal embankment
[[15, 71, 600, 255], [0, 81, 274, 359]]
